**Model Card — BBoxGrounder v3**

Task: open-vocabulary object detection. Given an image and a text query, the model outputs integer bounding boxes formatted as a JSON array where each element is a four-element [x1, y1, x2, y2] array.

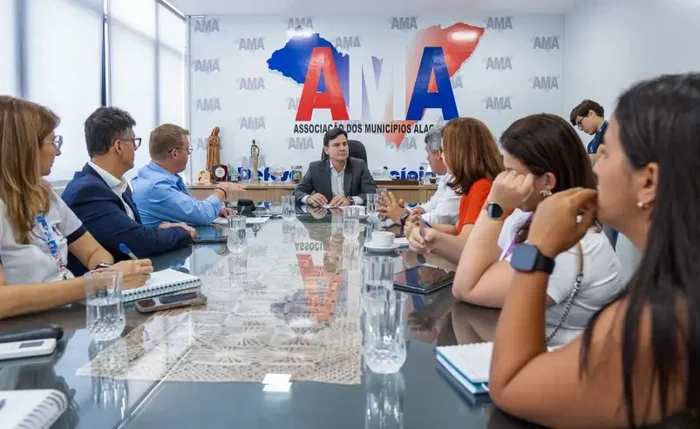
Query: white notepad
[[212, 217, 270, 225], [0, 389, 68, 429], [123, 269, 202, 302], [436, 342, 560, 395]]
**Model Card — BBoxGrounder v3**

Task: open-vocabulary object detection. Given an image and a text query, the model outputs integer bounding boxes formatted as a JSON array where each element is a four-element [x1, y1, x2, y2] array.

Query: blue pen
[[118, 243, 138, 261]]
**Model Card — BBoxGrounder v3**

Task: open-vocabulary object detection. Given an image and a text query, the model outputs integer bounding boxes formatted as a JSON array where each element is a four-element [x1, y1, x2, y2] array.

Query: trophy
[[250, 139, 260, 183]]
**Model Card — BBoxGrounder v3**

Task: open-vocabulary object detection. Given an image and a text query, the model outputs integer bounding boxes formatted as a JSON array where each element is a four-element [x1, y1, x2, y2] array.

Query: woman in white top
[[452, 113, 624, 344], [0, 96, 152, 320]]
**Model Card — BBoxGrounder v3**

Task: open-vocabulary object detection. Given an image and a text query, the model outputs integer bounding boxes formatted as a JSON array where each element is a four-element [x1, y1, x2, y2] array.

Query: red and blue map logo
[[267, 22, 485, 145]]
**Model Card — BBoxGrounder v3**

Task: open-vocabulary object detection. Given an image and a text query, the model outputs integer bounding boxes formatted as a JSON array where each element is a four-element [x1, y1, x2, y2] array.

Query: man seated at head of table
[[61, 107, 195, 276], [131, 124, 244, 227], [294, 127, 377, 207], [378, 124, 461, 226], [0, 96, 152, 320]]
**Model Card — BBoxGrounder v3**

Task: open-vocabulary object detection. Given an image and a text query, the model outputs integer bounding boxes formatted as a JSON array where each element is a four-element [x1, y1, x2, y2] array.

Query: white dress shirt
[[303, 160, 363, 205], [89, 161, 135, 220], [418, 174, 461, 225]]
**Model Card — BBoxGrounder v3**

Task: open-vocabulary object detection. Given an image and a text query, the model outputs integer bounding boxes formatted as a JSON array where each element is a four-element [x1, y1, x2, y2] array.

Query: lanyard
[[500, 212, 535, 261], [35, 214, 68, 280]]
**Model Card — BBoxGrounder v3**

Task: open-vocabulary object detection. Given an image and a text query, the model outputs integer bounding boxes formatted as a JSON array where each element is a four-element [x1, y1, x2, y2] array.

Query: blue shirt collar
[[147, 161, 182, 184], [596, 121, 608, 137]]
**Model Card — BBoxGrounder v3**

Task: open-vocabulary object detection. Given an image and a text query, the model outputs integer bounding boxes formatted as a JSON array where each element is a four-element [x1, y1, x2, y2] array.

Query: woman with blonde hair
[[0, 96, 152, 320], [406, 117, 504, 263]]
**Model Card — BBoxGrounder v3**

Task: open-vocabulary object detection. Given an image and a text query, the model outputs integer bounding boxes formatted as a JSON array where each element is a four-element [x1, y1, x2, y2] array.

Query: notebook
[[0, 389, 68, 429], [123, 269, 202, 302], [436, 342, 561, 395]]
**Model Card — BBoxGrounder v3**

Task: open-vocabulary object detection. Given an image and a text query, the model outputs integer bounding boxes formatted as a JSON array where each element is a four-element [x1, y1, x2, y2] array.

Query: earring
[[636, 201, 649, 210], [539, 189, 552, 198]]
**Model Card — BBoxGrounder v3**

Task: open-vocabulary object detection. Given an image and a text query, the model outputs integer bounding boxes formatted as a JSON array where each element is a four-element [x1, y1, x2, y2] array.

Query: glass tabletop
[[0, 212, 540, 429]]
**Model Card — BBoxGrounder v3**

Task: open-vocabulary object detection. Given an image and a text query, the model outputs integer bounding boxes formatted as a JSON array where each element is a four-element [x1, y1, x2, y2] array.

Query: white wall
[[189, 14, 564, 181], [563, 0, 700, 125]]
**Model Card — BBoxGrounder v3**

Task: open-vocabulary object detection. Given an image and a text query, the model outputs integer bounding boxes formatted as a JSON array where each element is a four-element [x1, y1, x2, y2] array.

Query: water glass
[[366, 193, 379, 217], [281, 195, 296, 221], [362, 255, 395, 294], [363, 289, 408, 373], [85, 269, 125, 342], [343, 206, 360, 239], [227, 216, 247, 252]]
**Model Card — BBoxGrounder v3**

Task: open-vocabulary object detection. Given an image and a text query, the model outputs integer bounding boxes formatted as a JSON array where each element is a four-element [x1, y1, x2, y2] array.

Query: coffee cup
[[371, 231, 394, 247]]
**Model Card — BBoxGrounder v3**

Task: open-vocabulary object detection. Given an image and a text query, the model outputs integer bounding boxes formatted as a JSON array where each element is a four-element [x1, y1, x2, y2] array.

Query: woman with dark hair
[[452, 113, 623, 345], [487, 74, 700, 427], [406, 117, 503, 262]]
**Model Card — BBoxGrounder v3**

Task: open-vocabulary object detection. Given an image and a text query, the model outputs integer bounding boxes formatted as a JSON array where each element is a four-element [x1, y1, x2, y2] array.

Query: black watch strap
[[510, 243, 555, 274], [399, 212, 410, 226]]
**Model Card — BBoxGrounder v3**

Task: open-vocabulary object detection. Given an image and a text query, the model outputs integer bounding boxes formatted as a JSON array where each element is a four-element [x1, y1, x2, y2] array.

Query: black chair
[[320, 139, 368, 165]]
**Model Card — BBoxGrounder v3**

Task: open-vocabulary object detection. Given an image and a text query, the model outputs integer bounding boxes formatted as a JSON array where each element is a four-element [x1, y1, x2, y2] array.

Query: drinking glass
[[363, 289, 408, 373], [85, 269, 125, 342], [227, 216, 247, 252], [343, 206, 360, 239], [281, 195, 296, 221], [270, 164, 285, 183], [362, 255, 395, 294], [366, 193, 379, 218]]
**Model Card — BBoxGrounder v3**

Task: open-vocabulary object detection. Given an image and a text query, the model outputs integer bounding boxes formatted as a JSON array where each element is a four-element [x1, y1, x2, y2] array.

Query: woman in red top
[[407, 117, 503, 263]]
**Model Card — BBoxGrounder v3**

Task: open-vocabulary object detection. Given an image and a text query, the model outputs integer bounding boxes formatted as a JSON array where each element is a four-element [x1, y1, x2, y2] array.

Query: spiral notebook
[[123, 269, 202, 302], [0, 389, 68, 429]]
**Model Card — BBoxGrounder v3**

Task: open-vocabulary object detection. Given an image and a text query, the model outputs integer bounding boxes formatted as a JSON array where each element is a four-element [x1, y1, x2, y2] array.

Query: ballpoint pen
[[118, 243, 139, 261]]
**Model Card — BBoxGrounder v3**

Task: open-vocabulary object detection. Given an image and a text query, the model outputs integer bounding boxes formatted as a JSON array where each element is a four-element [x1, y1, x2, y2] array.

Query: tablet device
[[193, 226, 228, 244], [393, 265, 455, 294]]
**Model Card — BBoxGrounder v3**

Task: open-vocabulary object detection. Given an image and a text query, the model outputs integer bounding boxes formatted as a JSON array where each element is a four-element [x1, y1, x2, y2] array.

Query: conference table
[[0, 210, 543, 429]]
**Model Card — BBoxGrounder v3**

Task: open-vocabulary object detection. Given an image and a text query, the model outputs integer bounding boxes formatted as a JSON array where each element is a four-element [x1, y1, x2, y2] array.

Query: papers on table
[[213, 217, 270, 226]]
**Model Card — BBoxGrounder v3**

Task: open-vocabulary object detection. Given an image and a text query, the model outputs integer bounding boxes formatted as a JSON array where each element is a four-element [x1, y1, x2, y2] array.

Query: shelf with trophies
[[189, 127, 437, 203]]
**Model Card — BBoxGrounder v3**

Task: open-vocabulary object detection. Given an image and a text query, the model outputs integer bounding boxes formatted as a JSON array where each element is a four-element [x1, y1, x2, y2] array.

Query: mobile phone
[[135, 291, 207, 313]]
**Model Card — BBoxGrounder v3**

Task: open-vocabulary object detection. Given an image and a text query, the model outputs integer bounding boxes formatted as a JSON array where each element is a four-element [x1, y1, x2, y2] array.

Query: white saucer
[[393, 237, 409, 248], [364, 242, 400, 252]]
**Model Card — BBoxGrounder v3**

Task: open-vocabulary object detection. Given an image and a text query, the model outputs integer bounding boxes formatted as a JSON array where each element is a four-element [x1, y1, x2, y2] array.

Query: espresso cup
[[371, 231, 395, 247]]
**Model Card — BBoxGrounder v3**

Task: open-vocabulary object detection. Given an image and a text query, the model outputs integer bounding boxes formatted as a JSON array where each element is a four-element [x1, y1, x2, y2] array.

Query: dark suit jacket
[[62, 163, 192, 276], [294, 157, 377, 204]]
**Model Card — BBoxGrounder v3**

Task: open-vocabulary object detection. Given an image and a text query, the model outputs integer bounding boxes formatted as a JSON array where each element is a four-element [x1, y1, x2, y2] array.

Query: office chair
[[320, 139, 368, 165]]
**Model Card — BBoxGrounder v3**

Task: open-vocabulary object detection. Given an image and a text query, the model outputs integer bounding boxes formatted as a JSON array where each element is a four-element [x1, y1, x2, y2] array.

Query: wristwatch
[[485, 202, 508, 221], [399, 211, 411, 226], [95, 262, 113, 270], [510, 243, 555, 274]]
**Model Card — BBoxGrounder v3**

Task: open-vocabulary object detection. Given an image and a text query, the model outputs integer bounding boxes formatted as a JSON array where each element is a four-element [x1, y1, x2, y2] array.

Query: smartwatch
[[485, 202, 507, 221], [510, 243, 555, 274]]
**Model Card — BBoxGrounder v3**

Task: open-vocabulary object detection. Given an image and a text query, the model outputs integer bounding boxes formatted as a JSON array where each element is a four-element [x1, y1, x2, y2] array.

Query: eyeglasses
[[169, 146, 193, 155], [120, 137, 142, 149], [52, 135, 63, 151]]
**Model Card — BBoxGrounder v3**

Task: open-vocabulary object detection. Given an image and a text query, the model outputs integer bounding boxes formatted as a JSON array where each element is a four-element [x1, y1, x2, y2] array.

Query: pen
[[118, 243, 138, 261]]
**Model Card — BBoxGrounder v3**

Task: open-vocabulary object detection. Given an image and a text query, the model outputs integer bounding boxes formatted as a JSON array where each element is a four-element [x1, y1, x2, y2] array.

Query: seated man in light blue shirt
[[131, 124, 244, 226]]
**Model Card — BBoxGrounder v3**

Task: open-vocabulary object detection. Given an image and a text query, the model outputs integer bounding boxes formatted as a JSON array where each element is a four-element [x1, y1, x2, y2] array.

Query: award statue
[[250, 139, 260, 183], [206, 126, 221, 172]]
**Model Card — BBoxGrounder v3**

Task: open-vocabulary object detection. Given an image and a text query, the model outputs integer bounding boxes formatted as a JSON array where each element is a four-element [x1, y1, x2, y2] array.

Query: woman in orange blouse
[[407, 117, 503, 263]]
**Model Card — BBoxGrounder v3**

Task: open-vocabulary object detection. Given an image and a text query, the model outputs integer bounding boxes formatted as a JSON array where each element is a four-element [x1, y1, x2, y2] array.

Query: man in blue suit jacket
[[62, 107, 194, 276]]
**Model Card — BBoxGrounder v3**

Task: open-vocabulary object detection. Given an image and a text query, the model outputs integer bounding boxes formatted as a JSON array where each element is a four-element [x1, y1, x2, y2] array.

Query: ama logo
[[267, 22, 485, 145]]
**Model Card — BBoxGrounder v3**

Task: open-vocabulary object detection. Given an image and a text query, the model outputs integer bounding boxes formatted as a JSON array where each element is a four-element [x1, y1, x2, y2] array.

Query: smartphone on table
[[135, 291, 207, 313]]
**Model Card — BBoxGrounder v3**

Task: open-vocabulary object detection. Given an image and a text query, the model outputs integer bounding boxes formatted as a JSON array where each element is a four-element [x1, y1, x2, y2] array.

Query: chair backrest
[[320, 140, 368, 165]]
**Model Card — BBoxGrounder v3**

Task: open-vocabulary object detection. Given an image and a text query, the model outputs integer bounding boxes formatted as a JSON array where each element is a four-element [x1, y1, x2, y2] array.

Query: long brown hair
[[441, 117, 504, 194], [0, 96, 59, 244], [501, 113, 597, 244]]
